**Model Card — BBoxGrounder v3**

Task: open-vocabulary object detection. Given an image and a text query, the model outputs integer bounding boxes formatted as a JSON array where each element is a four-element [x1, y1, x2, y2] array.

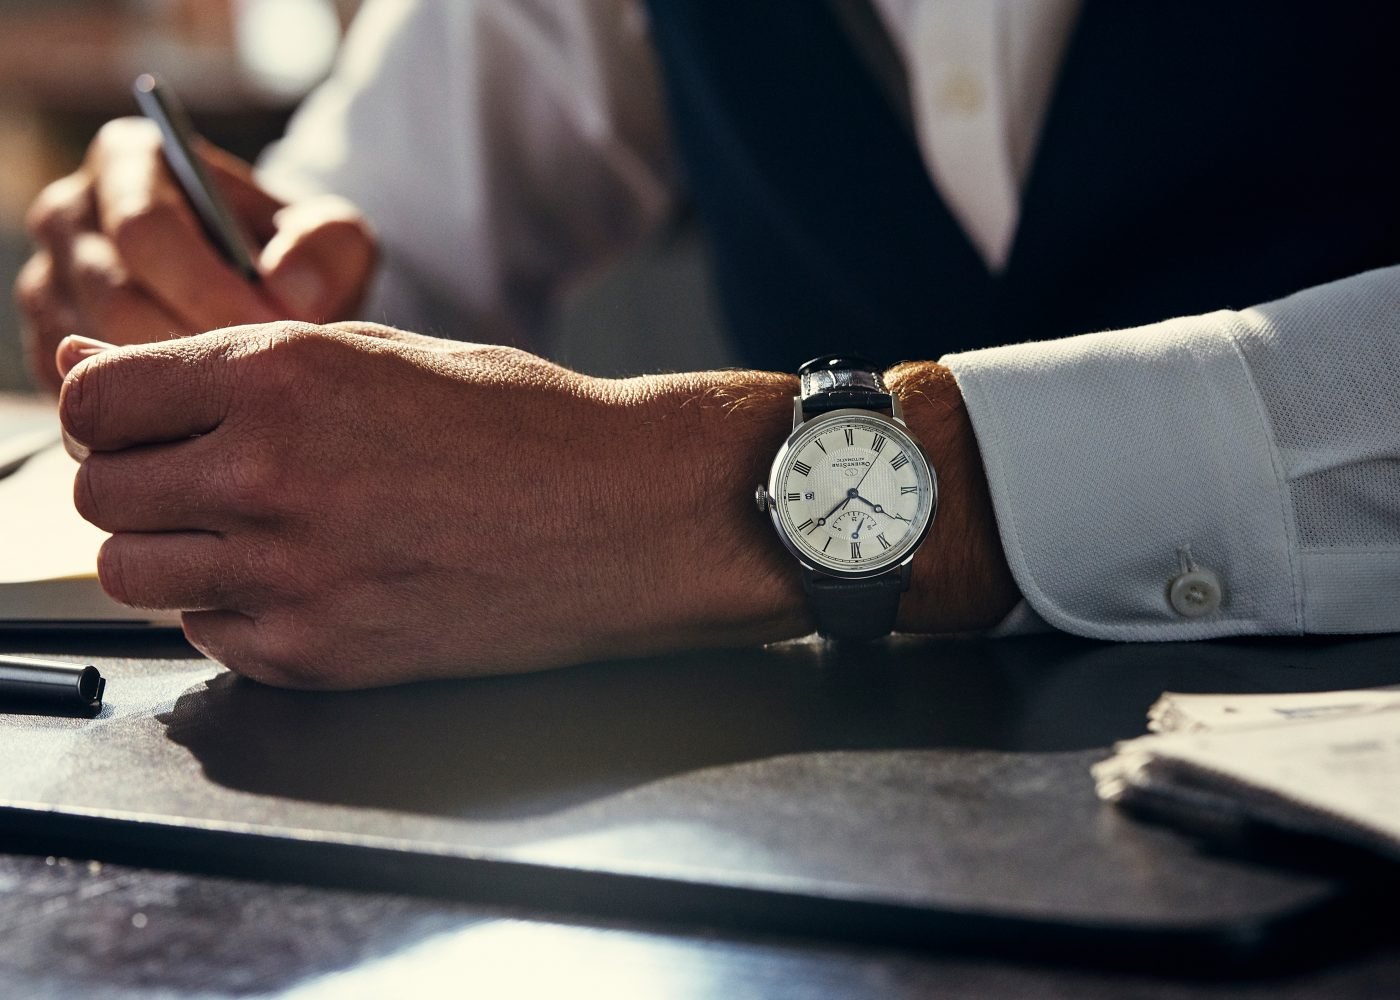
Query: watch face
[[768, 409, 937, 576]]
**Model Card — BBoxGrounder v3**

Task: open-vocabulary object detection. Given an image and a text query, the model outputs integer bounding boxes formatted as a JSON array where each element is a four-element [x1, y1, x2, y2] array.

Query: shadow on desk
[[156, 632, 1400, 822]]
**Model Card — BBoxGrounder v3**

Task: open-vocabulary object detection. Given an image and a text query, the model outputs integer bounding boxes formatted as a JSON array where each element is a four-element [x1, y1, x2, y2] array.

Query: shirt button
[[937, 69, 985, 115], [1168, 569, 1222, 618]]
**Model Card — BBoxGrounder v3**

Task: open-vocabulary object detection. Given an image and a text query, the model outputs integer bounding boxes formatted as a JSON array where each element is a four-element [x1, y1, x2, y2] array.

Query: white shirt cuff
[[944, 310, 1301, 640]]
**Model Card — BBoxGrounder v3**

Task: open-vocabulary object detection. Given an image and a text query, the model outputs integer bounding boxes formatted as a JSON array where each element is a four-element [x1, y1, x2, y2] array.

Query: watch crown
[[754, 485, 770, 513]]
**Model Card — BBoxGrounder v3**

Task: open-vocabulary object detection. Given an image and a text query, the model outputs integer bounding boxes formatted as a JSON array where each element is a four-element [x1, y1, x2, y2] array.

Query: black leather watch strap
[[803, 570, 905, 641], [794, 354, 906, 641], [798, 354, 893, 416]]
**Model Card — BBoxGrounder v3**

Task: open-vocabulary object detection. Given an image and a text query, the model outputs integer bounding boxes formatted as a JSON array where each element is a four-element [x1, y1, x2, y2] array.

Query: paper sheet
[[0, 437, 176, 625], [1148, 687, 1400, 734], [0, 443, 104, 584], [1096, 689, 1400, 862]]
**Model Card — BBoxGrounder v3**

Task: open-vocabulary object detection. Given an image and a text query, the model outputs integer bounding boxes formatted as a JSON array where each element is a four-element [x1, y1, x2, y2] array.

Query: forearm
[[602, 369, 809, 654]]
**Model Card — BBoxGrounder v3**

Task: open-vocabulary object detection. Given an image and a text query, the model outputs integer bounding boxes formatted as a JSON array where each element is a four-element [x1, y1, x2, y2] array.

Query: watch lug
[[791, 396, 804, 430], [890, 394, 904, 423]]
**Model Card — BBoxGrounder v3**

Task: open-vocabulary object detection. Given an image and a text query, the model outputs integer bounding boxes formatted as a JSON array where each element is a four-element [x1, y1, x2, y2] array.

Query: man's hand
[[15, 118, 375, 393], [57, 325, 1016, 689], [58, 323, 813, 688]]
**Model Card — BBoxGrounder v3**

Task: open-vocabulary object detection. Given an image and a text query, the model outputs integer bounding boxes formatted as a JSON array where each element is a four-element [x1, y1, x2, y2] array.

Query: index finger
[[59, 331, 237, 452], [88, 119, 282, 331]]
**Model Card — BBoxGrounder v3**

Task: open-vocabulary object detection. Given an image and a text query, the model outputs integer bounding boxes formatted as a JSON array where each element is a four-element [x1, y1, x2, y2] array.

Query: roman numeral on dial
[[851, 541, 862, 559], [793, 460, 812, 476], [871, 433, 887, 454], [900, 485, 919, 495], [797, 518, 817, 534], [890, 452, 909, 471], [786, 493, 802, 502], [844, 428, 854, 446], [876, 533, 890, 550]]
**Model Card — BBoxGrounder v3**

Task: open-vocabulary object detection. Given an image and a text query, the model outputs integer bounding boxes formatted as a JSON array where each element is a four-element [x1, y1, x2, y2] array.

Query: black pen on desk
[[132, 72, 261, 283], [0, 655, 105, 712]]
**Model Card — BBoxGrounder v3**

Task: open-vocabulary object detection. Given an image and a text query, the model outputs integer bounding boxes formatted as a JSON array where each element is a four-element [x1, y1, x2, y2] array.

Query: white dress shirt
[[259, 0, 1400, 640], [872, 0, 1080, 270]]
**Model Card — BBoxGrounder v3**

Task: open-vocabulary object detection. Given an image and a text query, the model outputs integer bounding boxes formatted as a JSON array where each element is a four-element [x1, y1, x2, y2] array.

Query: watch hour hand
[[847, 491, 913, 523], [851, 492, 908, 521]]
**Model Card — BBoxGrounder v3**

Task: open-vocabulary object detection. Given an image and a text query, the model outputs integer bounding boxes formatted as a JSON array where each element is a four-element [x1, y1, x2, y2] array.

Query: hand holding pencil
[[15, 75, 376, 393]]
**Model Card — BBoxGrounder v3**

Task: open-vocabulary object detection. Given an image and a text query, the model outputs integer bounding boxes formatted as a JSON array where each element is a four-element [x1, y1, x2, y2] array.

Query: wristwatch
[[755, 355, 937, 640]]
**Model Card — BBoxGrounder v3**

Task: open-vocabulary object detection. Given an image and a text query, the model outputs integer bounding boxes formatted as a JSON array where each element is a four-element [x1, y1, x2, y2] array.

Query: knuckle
[[59, 354, 112, 447], [235, 321, 329, 394], [234, 320, 321, 358], [24, 173, 88, 243], [59, 370, 93, 444], [218, 443, 285, 513], [23, 192, 55, 244], [268, 320, 327, 348], [245, 538, 298, 595], [72, 459, 105, 526], [95, 536, 137, 606], [326, 319, 392, 339], [109, 198, 181, 267], [70, 246, 125, 310]]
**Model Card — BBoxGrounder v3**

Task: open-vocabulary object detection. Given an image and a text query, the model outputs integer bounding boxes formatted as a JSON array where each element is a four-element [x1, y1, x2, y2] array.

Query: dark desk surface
[[2, 629, 1399, 998]]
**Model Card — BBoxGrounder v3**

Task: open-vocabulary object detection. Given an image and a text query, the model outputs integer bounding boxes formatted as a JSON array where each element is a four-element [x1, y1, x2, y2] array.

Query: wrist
[[582, 357, 1018, 655], [884, 362, 1019, 632], [592, 369, 812, 655]]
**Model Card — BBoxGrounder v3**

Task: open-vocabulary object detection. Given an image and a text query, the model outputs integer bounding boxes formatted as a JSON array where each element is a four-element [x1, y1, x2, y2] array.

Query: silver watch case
[[755, 401, 938, 581]]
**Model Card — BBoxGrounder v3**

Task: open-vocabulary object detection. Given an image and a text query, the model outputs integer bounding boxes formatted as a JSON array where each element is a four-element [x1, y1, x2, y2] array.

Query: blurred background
[[0, 0, 731, 394]]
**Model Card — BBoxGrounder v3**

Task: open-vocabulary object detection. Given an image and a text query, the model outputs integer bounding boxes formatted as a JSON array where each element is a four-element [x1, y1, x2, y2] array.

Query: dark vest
[[643, 1, 1400, 371]]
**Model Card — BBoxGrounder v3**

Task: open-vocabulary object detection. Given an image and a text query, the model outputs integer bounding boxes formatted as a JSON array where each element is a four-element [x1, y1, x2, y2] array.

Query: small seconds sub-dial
[[830, 509, 877, 539]]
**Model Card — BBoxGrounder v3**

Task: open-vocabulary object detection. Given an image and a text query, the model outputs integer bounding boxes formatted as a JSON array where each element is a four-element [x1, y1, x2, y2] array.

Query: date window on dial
[[803, 491, 815, 501]]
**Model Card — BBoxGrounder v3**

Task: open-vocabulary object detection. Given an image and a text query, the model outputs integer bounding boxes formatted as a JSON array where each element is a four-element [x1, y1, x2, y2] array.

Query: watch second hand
[[851, 453, 879, 495]]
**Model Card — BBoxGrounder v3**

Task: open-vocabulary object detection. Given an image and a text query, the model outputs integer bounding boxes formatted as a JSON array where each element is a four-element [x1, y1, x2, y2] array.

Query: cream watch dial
[[769, 410, 936, 576]]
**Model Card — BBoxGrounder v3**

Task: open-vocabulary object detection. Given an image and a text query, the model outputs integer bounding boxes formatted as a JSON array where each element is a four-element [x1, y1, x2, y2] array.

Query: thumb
[[259, 195, 376, 322], [56, 334, 115, 379]]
